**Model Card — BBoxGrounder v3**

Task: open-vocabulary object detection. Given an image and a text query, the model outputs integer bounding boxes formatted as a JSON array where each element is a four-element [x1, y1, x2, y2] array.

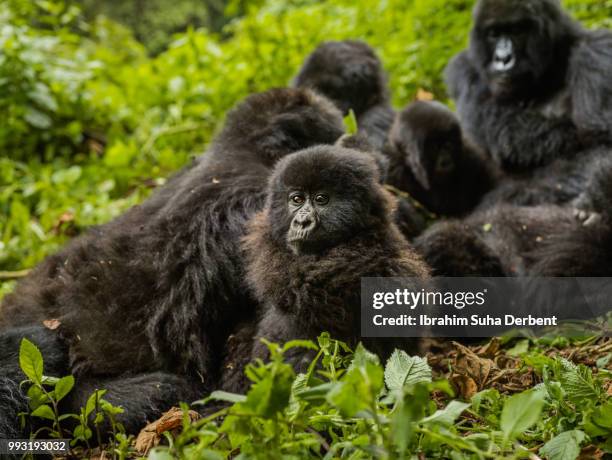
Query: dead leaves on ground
[[426, 337, 612, 400]]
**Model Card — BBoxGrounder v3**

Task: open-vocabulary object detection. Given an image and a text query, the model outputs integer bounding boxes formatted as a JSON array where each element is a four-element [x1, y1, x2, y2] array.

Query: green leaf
[[557, 358, 600, 403], [391, 383, 431, 454], [500, 389, 545, 441], [539, 430, 586, 460], [584, 401, 612, 437], [244, 362, 294, 417], [19, 338, 44, 385], [343, 109, 358, 134], [208, 390, 247, 404], [506, 339, 530, 356], [31, 404, 56, 420], [421, 400, 470, 427], [24, 107, 52, 129], [85, 389, 107, 417], [282, 339, 318, 352], [328, 345, 383, 417], [384, 350, 432, 391], [53, 375, 74, 402]]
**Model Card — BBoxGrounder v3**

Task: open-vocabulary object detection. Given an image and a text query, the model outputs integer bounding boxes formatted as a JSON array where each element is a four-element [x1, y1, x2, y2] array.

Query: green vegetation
[[19, 333, 612, 458], [2, 0, 612, 458]]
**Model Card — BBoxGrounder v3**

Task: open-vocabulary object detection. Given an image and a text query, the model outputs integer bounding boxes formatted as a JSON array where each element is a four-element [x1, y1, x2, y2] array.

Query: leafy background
[[1, 0, 611, 290]]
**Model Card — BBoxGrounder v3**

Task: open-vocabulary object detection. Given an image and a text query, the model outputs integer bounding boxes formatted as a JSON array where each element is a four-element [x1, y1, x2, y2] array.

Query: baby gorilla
[[385, 101, 499, 216], [221, 146, 430, 392]]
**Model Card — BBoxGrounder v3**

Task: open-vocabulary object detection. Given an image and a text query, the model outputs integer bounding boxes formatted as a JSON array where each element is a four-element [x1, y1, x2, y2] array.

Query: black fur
[[220, 146, 430, 393], [0, 88, 345, 438], [478, 146, 612, 210], [385, 101, 499, 216], [294, 40, 395, 150], [414, 203, 609, 277], [446, 0, 612, 172]]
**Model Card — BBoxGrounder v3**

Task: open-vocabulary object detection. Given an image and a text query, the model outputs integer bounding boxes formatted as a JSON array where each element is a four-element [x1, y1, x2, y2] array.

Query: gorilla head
[[469, 0, 579, 99], [265, 145, 388, 255], [293, 40, 389, 115], [389, 100, 462, 191]]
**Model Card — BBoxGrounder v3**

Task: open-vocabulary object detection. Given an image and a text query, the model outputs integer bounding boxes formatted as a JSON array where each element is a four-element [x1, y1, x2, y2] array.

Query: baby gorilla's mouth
[[287, 227, 315, 244], [286, 227, 319, 254]]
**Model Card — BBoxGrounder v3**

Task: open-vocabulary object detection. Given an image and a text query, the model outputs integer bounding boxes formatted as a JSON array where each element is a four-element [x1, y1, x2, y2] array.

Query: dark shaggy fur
[[477, 146, 612, 213], [0, 88, 345, 438], [220, 146, 430, 393], [414, 203, 609, 277], [446, 0, 612, 172], [294, 40, 395, 150], [384, 101, 499, 216]]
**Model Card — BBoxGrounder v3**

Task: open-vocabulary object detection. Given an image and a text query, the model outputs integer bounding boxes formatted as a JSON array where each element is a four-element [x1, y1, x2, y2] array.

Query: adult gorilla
[[446, 0, 612, 172], [0, 88, 345, 438]]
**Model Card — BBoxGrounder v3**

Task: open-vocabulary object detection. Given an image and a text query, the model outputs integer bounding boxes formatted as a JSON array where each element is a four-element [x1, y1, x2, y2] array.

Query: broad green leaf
[[557, 358, 600, 403], [31, 404, 56, 420], [421, 400, 470, 427], [19, 338, 44, 385], [384, 350, 432, 391], [539, 430, 585, 460], [53, 375, 74, 402], [584, 401, 612, 437], [500, 389, 545, 441]]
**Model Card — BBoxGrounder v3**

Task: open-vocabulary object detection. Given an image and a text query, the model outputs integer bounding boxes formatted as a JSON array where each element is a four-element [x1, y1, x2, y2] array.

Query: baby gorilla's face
[[267, 146, 385, 255], [283, 186, 364, 254]]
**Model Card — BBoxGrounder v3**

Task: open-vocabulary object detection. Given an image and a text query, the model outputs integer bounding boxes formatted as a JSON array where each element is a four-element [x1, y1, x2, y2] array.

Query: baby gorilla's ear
[[335, 133, 389, 183]]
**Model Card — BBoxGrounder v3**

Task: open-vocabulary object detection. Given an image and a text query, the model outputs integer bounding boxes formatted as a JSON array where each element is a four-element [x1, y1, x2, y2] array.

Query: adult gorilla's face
[[469, 0, 565, 99]]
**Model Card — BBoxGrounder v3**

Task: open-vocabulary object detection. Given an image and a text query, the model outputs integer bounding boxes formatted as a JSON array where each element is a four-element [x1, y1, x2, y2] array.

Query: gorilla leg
[[61, 372, 207, 439]]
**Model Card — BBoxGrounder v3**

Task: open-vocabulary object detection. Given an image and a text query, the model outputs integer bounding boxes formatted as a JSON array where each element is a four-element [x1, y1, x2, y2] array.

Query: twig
[[0, 269, 31, 280]]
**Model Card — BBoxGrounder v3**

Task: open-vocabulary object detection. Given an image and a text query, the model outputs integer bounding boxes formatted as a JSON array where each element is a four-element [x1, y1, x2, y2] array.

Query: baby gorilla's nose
[[292, 212, 316, 231]]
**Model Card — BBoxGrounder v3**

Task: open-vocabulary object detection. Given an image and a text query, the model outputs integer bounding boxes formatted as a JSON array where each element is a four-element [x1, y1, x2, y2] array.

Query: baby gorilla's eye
[[290, 194, 305, 205], [314, 194, 329, 205]]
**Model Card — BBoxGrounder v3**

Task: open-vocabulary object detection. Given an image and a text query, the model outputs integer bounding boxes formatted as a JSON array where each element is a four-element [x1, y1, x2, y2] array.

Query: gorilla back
[[0, 88, 345, 383]]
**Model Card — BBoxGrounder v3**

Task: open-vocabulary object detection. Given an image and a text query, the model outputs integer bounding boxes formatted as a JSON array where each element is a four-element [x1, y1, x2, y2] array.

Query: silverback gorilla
[[446, 0, 612, 172], [0, 88, 345, 438], [220, 145, 430, 393]]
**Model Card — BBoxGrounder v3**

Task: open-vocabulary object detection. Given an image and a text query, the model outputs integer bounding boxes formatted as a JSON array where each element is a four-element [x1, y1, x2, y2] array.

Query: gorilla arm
[[446, 52, 584, 172], [569, 30, 612, 143]]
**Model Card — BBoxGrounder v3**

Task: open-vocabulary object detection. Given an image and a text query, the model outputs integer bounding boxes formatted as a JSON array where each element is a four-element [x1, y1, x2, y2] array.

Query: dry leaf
[[416, 88, 435, 101], [135, 407, 199, 455], [43, 319, 61, 330], [452, 341, 497, 388], [452, 374, 479, 399]]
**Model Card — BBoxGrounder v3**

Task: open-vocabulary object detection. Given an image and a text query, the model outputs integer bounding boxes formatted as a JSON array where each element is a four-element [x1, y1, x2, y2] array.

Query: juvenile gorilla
[[446, 0, 612, 172], [385, 101, 499, 216], [221, 146, 430, 392], [294, 40, 395, 150], [0, 88, 345, 437]]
